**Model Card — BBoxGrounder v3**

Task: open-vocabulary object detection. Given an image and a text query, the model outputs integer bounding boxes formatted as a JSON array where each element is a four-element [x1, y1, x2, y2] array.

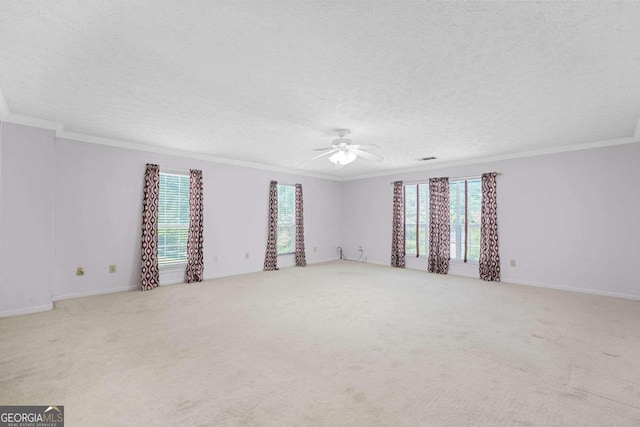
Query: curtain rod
[[390, 172, 501, 185]]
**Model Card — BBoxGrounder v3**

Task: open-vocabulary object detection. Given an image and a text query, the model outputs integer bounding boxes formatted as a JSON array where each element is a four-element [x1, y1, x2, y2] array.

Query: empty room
[[1, 1, 639, 426]]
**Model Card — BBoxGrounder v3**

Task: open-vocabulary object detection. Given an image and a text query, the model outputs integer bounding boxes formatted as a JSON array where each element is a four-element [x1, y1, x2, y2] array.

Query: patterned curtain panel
[[428, 177, 450, 274], [295, 184, 307, 267], [141, 164, 160, 291], [263, 181, 279, 271], [390, 181, 406, 268], [480, 172, 501, 281], [185, 169, 204, 283]]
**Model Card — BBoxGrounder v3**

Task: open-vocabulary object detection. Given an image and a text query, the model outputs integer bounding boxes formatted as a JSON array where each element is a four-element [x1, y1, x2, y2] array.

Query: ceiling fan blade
[[350, 143, 380, 150], [303, 149, 339, 163], [351, 148, 384, 162], [311, 147, 335, 151]]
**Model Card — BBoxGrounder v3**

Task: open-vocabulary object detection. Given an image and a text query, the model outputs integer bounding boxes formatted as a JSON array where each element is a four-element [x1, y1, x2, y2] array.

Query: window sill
[[278, 252, 295, 256]]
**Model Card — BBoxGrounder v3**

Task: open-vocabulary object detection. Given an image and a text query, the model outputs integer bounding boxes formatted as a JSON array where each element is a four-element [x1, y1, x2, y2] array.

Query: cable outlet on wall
[[109, 264, 116, 273], [76, 267, 84, 276]]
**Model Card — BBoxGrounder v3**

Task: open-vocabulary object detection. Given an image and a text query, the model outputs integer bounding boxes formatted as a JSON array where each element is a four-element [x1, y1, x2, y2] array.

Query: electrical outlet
[[313, 246, 317, 252], [109, 264, 116, 273], [76, 267, 84, 276], [358, 246, 363, 252], [510, 259, 516, 267], [245, 252, 250, 259], [213, 255, 218, 262]]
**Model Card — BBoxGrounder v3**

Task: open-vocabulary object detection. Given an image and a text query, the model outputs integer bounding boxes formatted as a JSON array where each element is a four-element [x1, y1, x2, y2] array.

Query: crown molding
[[0, 88, 10, 121], [58, 130, 341, 181], [2, 86, 638, 183], [0, 88, 64, 133], [0, 86, 339, 181], [5, 113, 64, 135], [343, 135, 640, 181]]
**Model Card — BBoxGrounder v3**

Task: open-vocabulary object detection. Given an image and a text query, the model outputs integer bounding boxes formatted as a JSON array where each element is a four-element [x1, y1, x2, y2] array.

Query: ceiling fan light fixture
[[329, 149, 357, 166], [308, 128, 381, 167], [332, 137, 352, 145]]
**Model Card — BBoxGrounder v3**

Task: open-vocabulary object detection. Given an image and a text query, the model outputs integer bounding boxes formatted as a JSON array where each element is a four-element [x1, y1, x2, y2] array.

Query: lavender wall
[[0, 123, 55, 315], [341, 143, 640, 299], [52, 139, 343, 300], [1, 120, 638, 316], [0, 123, 342, 315]]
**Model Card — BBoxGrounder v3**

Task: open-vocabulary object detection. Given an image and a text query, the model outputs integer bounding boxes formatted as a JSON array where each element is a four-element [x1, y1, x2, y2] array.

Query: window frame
[[157, 171, 191, 269], [404, 183, 428, 257], [276, 184, 296, 255], [449, 177, 482, 264]]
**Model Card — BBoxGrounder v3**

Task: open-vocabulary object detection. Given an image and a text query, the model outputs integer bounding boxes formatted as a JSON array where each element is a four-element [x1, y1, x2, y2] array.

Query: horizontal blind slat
[[158, 173, 190, 267], [277, 185, 296, 254], [405, 183, 429, 256]]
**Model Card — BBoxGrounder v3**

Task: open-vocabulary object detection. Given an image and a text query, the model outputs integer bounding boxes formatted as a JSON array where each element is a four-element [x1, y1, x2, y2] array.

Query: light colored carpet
[[1, 261, 639, 426]]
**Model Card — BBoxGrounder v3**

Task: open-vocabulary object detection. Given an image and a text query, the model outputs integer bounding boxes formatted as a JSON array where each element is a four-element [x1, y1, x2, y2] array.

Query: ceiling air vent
[[417, 156, 436, 161]]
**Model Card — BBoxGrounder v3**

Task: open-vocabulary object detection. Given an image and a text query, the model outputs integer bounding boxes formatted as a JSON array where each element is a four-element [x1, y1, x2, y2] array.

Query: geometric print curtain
[[295, 184, 307, 267], [263, 180, 279, 271], [185, 169, 204, 283], [427, 177, 450, 275], [390, 180, 406, 268], [479, 172, 500, 281], [140, 163, 160, 291]]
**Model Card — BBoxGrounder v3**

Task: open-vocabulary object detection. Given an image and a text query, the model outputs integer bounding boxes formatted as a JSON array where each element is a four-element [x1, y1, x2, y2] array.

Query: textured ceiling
[[1, 1, 639, 179]]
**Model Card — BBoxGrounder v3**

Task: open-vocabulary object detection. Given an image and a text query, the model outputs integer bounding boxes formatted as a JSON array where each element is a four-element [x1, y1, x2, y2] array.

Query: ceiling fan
[[308, 129, 384, 167]]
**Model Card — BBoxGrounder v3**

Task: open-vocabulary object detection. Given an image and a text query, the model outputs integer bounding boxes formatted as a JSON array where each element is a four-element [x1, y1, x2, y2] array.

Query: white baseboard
[[5, 260, 637, 317], [349, 259, 640, 301], [308, 257, 341, 265], [203, 257, 341, 280], [0, 302, 53, 317], [53, 285, 138, 301], [504, 278, 640, 301]]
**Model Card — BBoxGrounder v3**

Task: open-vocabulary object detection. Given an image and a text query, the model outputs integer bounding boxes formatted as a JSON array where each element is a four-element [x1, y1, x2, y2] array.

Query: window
[[405, 184, 428, 256], [277, 184, 295, 254], [450, 178, 482, 262], [158, 172, 190, 267]]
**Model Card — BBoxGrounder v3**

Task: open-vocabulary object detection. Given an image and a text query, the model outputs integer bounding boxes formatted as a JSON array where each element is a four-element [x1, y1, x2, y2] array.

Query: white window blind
[[277, 184, 295, 254], [405, 184, 429, 256], [158, 172, 190, 267], [450, 178, 482, 262]]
